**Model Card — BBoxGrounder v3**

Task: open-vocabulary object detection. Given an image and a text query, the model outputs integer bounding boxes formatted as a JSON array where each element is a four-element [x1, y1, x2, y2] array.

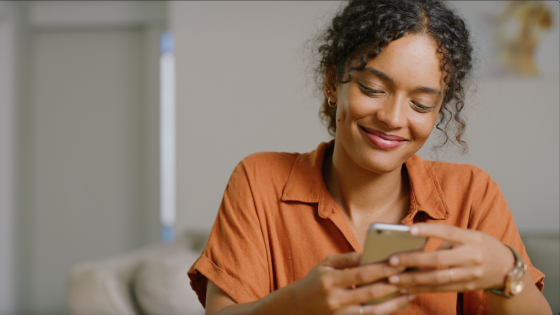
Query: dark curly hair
[[316, 0, 473, 153]]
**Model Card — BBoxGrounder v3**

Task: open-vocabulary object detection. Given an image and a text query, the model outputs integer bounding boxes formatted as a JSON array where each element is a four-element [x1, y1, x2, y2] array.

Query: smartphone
[[359, 223, 426, 305]]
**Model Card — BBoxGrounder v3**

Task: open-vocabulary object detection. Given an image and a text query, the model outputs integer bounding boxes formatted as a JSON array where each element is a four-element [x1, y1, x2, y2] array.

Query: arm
[[204, 252, 416, 315], [387, 224, 552, 315], [486, 272, 551, 315]]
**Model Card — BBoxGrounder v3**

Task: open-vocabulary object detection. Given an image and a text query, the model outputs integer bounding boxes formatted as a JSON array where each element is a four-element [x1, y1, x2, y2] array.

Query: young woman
[[188, 1, 552, 314]]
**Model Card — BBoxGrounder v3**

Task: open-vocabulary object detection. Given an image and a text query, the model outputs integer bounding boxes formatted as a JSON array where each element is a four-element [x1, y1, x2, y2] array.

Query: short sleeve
[[188, 159, 270, 307], [461, 172, 545, 314]]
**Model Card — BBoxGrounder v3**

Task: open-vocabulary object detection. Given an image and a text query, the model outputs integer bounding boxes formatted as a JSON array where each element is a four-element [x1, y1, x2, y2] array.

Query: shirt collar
[[281, 142, 329, 204], [281, 141, 449, 220], [404, 155, 450, 220]]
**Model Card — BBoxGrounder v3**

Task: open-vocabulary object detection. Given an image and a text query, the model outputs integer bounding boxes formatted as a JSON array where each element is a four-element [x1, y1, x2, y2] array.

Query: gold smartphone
[[359, 223, 426, 305]]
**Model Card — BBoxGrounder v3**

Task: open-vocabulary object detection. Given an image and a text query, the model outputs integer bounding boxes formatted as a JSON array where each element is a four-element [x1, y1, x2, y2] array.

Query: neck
[[323, 144, 410, 225]]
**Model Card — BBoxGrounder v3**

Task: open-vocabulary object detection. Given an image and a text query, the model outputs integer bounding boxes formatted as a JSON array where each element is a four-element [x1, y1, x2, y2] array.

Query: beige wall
[[27, 29, 148, 313], [171, 1, 559, 233], [171, 1, 340, 232], [0, 2, 17, 313], [4, 2, 165, 314]]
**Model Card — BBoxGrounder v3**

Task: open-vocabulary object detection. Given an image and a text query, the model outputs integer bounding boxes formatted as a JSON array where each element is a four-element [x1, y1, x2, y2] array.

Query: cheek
[[342, 94, 376, 122], [409, 116, 437, 142], [335, 105, 347, 125], [335, 102, 361, 140], [336, 84, 375, 125], [336, 100, 357, 125]]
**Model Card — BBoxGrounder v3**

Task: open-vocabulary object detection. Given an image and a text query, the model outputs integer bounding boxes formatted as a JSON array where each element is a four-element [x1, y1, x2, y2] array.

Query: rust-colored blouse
[[188, 141, 544, 314]]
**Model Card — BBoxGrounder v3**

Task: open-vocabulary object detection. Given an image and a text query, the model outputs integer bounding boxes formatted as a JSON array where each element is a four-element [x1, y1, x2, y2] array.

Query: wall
[[421, 1, 560, 232], [27, 28, 148, 313], [172, 1, 340, 233], [4, 2, 165, 314], [0, 2, 17, 314], [171, 1, 559, 234]]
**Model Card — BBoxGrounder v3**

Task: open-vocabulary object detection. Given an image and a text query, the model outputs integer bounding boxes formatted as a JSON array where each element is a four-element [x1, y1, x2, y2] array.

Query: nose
[[376, 95, 406, 129]]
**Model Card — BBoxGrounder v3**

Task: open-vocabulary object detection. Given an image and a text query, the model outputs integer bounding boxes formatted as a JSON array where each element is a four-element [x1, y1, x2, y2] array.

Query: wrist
[[486, 244, 527, 298], [258, 277, 305, 315], [492, 244, 517, 290]]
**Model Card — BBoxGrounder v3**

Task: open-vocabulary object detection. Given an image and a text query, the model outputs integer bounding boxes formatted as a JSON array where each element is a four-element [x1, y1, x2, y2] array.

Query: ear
[[324, 66, 338, 101]]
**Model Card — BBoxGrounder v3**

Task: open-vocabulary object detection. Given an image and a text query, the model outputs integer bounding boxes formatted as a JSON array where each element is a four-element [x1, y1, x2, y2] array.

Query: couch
[[67, 231, 207, 315], [67, 232, 559, 315]]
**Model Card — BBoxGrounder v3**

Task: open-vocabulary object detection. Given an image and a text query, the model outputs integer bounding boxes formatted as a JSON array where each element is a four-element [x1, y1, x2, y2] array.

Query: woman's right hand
[[288, 251, 416, 315], [206, 252, 415, 315]]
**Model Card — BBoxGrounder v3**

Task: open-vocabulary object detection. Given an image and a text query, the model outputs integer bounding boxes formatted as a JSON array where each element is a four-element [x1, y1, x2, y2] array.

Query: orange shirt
[[188, 141, 544, 314]]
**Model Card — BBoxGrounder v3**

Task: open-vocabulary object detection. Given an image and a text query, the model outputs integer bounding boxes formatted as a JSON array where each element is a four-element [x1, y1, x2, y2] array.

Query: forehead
[[350, 34, 444, 88]]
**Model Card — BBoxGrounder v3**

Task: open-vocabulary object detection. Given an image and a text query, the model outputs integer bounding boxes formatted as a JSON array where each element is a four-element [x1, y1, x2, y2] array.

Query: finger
[[388, 267, 480, 289], [409, 223, 476, 244], [334, 263, 404, 287], [438, 241, 453, 250], [389, 246, 477, 268], [336, 281, 400, 306], [399, 282, 473, 294], [323, 252, 362, 269], [360, 293, 416, 315]]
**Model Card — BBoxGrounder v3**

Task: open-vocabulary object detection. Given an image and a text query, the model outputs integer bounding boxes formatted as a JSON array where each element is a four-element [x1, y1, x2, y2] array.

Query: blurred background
[[0, 1, 558, 314]]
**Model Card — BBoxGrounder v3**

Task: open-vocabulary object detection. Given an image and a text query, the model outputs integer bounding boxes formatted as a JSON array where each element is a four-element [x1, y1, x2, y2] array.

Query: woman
[[188, 1, 552, 314]]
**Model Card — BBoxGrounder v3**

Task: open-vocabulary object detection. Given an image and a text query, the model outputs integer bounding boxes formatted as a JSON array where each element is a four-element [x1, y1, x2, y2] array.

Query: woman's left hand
[[386, 223, 515, 294]]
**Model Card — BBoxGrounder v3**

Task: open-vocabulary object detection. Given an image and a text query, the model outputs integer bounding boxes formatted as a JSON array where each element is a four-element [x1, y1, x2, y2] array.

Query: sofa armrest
[[68, 241, 184, 315]]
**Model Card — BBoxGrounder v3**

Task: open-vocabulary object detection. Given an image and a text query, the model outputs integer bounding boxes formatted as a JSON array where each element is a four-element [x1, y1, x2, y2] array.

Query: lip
[[360, 126, 407, 150]]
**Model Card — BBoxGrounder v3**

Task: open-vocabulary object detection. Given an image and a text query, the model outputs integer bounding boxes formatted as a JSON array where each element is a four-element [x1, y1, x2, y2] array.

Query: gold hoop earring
[[328, 98, 337, 108]]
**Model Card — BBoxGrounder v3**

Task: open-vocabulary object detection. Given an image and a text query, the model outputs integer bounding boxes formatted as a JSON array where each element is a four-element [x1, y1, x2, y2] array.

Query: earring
[[434, 122, 438, 128], [328, 98, 337, 108]]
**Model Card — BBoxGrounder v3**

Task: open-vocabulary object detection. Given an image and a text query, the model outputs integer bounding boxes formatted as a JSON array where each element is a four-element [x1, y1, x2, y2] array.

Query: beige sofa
[[68, 232, 207, 315], [67, 232, 559, 315]]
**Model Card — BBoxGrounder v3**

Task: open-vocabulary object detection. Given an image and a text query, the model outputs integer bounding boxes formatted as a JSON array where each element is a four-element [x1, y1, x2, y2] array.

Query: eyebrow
[[361, 67, 442, 97], [363, 67, 394, 83]]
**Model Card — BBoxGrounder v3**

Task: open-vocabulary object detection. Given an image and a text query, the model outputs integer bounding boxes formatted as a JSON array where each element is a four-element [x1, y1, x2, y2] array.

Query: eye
[[358, 83, 384, 96], [411, 101, 433, 113]]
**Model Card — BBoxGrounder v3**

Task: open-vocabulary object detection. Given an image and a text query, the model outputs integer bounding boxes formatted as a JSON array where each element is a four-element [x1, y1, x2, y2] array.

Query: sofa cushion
[[68, 253, 147, 315], [134, 246, 204, 315]]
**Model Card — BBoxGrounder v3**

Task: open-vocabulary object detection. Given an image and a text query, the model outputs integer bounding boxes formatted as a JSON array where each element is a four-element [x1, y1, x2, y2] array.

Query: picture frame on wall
[[453, 1, 559, 79]]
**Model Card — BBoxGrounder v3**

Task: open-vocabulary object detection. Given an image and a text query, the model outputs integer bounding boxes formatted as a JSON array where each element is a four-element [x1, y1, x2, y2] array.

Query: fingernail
[[400, 288, 408, 294], [389, 256, 399, 266], [410, 226, 419, 235], [389, 275, 399, 284], [408, 294, 417, 301]]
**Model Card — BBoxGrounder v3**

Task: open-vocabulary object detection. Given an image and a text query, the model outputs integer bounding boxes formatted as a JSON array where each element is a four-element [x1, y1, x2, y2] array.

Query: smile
[[360, 126, 407, 150]]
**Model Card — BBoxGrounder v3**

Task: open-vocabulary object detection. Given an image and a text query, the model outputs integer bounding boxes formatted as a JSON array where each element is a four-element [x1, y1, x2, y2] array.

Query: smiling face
[[329, 34, 444, 174]]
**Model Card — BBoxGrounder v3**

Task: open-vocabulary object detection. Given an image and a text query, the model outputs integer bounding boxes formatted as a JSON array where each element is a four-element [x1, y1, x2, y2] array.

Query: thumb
[[322, 252, 361, 269]]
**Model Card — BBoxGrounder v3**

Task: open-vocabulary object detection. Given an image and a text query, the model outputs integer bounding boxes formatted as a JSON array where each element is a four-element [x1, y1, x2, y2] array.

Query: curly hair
[[315, 0, 473, 153]]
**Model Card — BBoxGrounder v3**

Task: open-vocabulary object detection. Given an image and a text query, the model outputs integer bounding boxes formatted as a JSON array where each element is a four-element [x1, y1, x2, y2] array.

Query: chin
[[358, 152, 406, 174]]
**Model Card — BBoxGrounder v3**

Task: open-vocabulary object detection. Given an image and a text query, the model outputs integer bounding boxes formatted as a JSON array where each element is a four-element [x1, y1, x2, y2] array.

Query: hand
[[386, 223, 515, 294], [290, 252, 417, 315]]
